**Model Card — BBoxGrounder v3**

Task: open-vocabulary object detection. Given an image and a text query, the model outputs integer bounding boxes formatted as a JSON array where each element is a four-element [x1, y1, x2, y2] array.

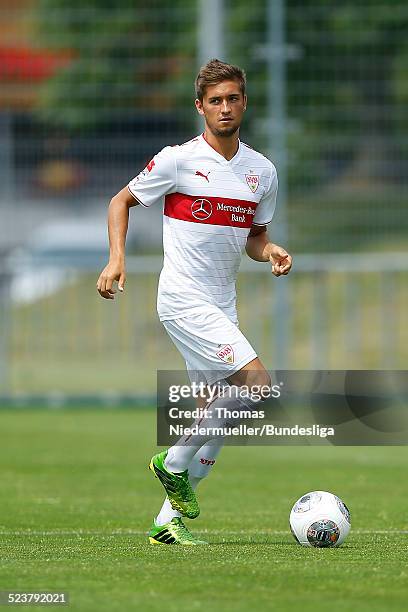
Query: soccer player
[[97, 59, 292, 545]]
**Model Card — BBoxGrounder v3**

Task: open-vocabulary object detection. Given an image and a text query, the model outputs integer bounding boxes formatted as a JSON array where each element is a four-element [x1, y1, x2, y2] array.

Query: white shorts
[[162, 306, 257, 385]]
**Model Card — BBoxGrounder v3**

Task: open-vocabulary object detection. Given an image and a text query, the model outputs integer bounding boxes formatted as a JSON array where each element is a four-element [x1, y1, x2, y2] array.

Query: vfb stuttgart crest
[[245, 174, 260, 193], [216, 344, 235, 364], [191, 198, 213, 220]]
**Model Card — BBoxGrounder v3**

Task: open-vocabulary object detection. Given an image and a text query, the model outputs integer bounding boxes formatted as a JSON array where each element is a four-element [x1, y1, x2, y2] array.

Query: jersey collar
[[201, 133, 241, 164]]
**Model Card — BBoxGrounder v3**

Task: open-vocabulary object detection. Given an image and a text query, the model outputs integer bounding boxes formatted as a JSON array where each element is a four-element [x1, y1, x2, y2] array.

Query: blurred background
[[0, 0, 407, 404]]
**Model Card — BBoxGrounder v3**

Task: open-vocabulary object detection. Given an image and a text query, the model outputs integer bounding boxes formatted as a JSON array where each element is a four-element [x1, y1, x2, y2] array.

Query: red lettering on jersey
[[164, 193, 257, 228], [146, 159, 155, 172]]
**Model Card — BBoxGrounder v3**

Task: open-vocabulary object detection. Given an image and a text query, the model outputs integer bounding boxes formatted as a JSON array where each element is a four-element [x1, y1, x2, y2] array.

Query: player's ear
[[195, 98, 205, 115], [243, 94, 247, 111]]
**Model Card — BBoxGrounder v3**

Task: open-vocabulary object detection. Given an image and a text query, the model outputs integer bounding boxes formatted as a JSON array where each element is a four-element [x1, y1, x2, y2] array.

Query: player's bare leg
[[226, 356, 271, 389]]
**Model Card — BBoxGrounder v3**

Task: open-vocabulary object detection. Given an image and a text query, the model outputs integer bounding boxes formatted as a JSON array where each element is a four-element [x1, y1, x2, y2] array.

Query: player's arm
[[97, 146, 176, 299], [245, 225, 292, 277], [96, 187, 139, 300]]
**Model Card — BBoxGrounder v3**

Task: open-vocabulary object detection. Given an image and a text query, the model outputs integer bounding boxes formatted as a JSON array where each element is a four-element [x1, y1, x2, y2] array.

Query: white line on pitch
[[0, 530, 407, 536]]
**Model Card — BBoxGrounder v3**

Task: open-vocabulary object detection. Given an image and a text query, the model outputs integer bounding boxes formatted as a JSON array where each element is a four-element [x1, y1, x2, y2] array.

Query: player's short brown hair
[[195, 59, 246, 101]]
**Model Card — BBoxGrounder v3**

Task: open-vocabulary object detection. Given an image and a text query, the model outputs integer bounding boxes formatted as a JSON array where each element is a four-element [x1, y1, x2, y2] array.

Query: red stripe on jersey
[[164, 193, 257, 228]]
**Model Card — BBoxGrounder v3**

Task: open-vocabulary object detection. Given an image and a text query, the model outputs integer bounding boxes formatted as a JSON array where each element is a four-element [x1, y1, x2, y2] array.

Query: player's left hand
[[269, 245, 292, 277]]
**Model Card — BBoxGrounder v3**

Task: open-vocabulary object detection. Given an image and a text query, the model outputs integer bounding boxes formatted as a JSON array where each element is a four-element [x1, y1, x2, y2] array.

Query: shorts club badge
[[216, 344, 235, 364]]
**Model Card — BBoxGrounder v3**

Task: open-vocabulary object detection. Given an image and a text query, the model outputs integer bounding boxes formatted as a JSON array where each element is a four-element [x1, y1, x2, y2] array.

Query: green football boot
[[149, 450, 200, 519], [148, 517, 208, 546]]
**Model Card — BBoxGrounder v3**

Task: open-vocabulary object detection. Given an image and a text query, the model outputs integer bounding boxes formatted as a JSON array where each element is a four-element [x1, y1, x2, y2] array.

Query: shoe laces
[[175, 471, 195, 501], [169, 517, 195, 541]]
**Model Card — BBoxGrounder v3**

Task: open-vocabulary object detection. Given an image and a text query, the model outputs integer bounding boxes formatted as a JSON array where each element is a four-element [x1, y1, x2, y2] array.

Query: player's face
[[195, 80, 247, 138]]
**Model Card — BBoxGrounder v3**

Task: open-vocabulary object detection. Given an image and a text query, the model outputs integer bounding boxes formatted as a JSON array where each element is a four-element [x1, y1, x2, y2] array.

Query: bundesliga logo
[[191, 198, 213, 220]]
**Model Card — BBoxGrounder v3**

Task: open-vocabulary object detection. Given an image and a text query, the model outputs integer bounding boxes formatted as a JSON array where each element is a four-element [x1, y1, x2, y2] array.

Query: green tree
[[229, 0, 408, 185], [33, 0, 196, 129]]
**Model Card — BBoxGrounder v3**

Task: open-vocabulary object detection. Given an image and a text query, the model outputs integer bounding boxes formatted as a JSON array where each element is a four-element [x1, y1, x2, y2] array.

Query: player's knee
[[244, 369, 271, 392], [245, 370, 271, 404], [258, 370, 271, 389], [227, 370, 271, 403], [228, 365, 270, 389]]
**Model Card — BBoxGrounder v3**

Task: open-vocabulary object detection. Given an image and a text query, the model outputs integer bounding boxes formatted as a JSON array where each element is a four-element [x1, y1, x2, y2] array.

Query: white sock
[[187, 440, 223, 479], [164, 386, 258, 473], [155, 497, 181, 526], [164, 444, 201, 474]]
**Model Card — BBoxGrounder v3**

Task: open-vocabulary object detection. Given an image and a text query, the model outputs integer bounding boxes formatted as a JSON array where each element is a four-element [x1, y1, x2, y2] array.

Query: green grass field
[[1, 408, 408, 611]]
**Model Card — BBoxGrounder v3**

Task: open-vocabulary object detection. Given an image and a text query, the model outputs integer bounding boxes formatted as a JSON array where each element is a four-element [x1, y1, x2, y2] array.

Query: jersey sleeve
[[127, 146, 177, 207], [252, 164, 278, 226]]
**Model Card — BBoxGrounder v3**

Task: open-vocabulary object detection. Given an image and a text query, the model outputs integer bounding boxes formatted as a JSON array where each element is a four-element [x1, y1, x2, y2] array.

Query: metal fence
[[1, 254, 406, 402], [0, 1, 407, 251], [0, 1, 407, 402]]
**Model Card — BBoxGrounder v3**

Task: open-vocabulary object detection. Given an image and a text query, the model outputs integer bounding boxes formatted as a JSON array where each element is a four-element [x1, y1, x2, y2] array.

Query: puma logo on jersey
[[195, 170, 210, 182], [216, 344, 234, 364]]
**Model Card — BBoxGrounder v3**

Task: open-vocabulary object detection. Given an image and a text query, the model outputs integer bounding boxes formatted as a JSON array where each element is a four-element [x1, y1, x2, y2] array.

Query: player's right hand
[[96, 260, 126, 300]]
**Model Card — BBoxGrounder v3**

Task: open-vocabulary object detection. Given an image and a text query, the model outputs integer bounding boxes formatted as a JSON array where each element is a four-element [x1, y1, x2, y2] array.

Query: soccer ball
[[289, 490, 351, 547]]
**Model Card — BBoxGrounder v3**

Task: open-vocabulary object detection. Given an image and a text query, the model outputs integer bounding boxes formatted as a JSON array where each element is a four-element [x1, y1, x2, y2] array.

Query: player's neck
[[203, 130, 239, 161]]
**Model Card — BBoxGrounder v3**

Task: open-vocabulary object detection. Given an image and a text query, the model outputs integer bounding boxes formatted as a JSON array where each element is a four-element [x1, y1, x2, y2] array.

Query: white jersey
[[128, 134, 278, 322]]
